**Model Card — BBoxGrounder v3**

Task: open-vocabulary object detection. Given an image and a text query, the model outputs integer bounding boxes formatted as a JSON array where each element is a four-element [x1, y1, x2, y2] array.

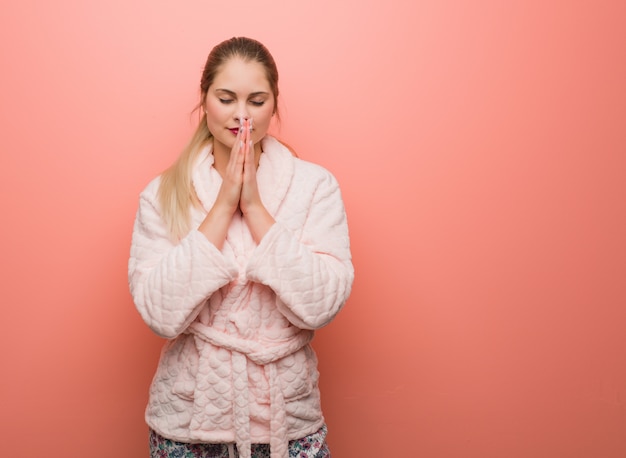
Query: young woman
[[128, 37, 354, 458]]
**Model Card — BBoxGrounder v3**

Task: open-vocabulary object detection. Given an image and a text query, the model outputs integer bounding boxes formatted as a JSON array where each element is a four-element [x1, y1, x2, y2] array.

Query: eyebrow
[[215, 89, 270, 97]]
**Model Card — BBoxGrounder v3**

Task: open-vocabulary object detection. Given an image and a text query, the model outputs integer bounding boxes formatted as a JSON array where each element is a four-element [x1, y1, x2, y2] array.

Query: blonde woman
[[128, 37, 354, 458]]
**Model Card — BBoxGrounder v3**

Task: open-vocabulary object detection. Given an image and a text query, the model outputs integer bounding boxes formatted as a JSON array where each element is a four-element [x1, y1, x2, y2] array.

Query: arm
[[128, 190, 238, 338], [245, 171, 354, 330]]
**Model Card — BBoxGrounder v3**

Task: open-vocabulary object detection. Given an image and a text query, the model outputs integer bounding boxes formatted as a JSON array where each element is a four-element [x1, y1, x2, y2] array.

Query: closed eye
[[219, 98, 234, 104]]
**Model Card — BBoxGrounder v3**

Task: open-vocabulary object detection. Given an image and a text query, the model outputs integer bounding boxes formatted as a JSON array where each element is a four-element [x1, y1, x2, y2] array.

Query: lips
[[228, 127, 254, 135]]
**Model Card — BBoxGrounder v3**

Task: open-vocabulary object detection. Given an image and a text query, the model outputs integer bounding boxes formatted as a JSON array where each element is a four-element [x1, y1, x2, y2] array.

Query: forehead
[[211, 57, 272, 93]]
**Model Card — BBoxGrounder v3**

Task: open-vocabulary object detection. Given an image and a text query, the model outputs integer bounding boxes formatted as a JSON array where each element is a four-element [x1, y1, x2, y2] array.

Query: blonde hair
[[158, 37, 281, 240], [158, 117, 210, 239]]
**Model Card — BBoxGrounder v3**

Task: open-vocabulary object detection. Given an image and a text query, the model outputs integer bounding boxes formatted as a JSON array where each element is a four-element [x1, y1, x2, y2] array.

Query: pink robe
[[128, 136, 354, 458]]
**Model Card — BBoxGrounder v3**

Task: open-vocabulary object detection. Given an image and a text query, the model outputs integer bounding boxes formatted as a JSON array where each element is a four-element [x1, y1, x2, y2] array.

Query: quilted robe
[[128, 136, 354, 458]]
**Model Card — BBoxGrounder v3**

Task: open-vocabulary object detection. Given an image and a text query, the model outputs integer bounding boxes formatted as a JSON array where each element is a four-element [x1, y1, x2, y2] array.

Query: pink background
[[1, 1, 625, 456]]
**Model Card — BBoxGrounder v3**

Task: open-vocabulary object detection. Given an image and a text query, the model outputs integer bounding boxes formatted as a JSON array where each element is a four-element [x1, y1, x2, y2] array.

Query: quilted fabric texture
[[128, 136, 354, 458]]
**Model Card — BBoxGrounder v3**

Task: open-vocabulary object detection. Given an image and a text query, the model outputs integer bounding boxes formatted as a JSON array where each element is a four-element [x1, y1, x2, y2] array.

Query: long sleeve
[[245, 169, 354, 330], [128, 182, 238, 338]]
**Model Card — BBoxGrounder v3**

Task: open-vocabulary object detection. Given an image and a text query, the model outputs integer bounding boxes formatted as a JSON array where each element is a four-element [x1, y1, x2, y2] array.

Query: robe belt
[[187, 322, 314, 458]]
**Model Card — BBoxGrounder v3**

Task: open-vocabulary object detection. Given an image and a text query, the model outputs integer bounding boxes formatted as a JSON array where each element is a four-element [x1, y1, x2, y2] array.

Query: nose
[[234, 102, 250, 123]]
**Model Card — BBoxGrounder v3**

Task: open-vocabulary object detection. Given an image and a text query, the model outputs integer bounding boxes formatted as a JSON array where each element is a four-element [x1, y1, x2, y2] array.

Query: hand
[[198, 119, 273, 249], [239, 118, 264, 215], [240, 118, 275, 242], [214, 120, 246, 215]]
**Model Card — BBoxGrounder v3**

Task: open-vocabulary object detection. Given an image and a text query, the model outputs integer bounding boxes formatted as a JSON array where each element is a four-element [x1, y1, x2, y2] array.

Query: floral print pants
[[149, 425, 331, 458]]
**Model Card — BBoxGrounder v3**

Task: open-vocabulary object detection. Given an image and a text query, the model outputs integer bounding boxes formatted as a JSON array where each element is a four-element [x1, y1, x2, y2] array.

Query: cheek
[[204, 105, 228, 135], [205, 104, 223, 121], [252, 118, 271, 140], [251, 113, 273, 143], [255, 106, 274, 127]]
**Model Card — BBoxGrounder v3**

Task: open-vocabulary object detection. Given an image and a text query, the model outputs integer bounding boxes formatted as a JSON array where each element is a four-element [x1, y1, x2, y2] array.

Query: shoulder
[[293, 156, 341, 194], [137, 174, 163, 209], [264, 136, 339, 188], [293, 156, 334, 178]]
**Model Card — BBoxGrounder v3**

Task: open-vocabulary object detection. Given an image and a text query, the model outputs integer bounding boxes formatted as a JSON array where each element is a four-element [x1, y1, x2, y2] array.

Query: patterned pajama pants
[[149, 424, 331, 458]]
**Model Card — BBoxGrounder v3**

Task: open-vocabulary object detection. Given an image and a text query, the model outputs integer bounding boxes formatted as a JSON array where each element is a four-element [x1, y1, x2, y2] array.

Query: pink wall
[[1, 1, 625, 456]]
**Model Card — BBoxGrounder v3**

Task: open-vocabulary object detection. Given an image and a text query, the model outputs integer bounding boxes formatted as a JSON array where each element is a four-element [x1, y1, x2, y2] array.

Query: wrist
[[241, 202, 266, 218], [212, 199, 239, 218]]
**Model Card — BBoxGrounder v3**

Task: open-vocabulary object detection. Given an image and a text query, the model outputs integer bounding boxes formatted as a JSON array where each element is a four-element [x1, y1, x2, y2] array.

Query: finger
[[242, 119, 250, 147], [224, 127, 244, 177], [243, 139, 254, 174], [244, 119, 255, 165], [241, 119, 250, 163]]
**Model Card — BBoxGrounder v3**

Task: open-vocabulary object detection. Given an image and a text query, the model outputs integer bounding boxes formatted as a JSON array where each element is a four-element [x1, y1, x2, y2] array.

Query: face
[[204, 57, 276, 157]]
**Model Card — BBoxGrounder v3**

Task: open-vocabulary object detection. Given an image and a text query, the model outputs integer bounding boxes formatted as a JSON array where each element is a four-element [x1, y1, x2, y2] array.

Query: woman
[[128, 37, 354, 458]]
